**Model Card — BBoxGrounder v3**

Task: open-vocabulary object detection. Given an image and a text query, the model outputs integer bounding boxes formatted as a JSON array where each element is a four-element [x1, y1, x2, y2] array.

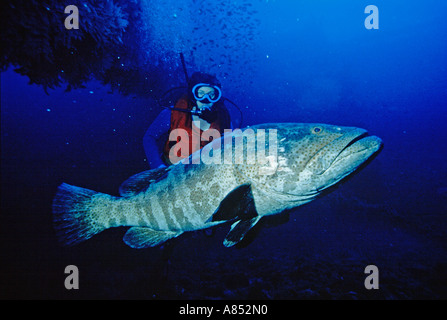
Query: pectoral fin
[[223, 216, 262, 247], [209, 184, 262, 247], [123, 227, 182, 248], [211, 184, 257, 222]]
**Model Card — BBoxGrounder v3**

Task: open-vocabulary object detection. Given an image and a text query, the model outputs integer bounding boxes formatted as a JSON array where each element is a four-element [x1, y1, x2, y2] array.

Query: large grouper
[[53, 123, 382, 248]]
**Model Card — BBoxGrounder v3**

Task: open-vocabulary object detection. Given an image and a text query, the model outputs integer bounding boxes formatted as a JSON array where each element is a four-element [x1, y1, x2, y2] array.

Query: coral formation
[[0, 0, 151, 95]]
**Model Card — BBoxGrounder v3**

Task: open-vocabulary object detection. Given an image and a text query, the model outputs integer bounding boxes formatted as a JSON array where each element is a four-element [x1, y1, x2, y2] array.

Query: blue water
[[1, 0, 446, 299]]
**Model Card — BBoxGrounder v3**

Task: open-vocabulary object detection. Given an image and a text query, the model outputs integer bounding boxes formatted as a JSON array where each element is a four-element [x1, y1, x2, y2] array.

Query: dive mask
[[192, 83, 222, 103]]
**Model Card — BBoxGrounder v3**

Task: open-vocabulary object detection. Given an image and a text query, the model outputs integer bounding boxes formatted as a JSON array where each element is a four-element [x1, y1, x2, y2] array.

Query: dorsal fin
[[119, 167, 170, 197]]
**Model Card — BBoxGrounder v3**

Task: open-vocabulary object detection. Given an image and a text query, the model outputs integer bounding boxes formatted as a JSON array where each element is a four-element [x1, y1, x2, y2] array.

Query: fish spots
[[107, 217, 118, 228], [208, 182, 221, 199], [234, 124, 361, 196], [52, 123, 381, 249], [119, 216, 128, 226], [165, 201, 183, 230], [189, 177, 219, 214]]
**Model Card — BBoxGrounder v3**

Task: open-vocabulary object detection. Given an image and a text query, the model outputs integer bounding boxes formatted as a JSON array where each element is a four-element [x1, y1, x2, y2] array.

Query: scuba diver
[[144, 72, 232, 168], [144, 72, 232, 276]]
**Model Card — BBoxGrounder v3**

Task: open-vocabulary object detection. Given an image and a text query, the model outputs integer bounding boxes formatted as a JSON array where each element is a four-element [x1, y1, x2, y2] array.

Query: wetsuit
[[143, 96, 231, 168]]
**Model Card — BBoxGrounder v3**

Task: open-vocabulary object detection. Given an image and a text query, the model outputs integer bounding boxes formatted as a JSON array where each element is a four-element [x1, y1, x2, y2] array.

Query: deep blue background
[[1, 0, 446, 299]]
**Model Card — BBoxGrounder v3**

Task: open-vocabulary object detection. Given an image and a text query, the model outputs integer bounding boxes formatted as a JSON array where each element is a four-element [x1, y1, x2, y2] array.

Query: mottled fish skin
[[112, 163, 241, 232], [53, 123, 382, 248]]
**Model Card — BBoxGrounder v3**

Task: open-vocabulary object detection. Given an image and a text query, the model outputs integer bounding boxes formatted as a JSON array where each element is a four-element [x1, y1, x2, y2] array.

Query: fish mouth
[[310, 128, 364, 175], [324, 131, 383, 175], [340, 132, 370, 151], [312, 127, 383, 178], [335, 133, 382, 162], [307, 130, 382, 194]]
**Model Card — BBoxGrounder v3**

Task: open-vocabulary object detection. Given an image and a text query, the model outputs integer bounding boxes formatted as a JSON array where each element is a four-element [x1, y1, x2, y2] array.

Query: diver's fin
[[119, 167, 170, 197], [210, 184, 257, 222], [123, 227, 182, 248], [223, 216, 262, 247]]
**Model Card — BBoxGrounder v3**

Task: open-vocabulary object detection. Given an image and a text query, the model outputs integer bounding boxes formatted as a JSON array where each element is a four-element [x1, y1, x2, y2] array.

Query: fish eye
[[312, 126, 323, 134]]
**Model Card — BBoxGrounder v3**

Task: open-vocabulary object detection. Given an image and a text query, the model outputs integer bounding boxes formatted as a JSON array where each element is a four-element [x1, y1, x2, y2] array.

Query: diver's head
[[194, 84, 221, 109], [188, 72, 222, 110]]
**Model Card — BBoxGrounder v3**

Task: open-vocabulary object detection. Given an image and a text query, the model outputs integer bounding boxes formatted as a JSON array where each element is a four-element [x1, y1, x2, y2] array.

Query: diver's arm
[[143, 135, 165, 168], [220, 103, 233, 129], [143, 108, 171, 168]]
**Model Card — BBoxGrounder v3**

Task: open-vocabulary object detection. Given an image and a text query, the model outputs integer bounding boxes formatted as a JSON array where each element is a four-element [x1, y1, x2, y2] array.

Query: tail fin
[[52, 183, 109, 246]]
